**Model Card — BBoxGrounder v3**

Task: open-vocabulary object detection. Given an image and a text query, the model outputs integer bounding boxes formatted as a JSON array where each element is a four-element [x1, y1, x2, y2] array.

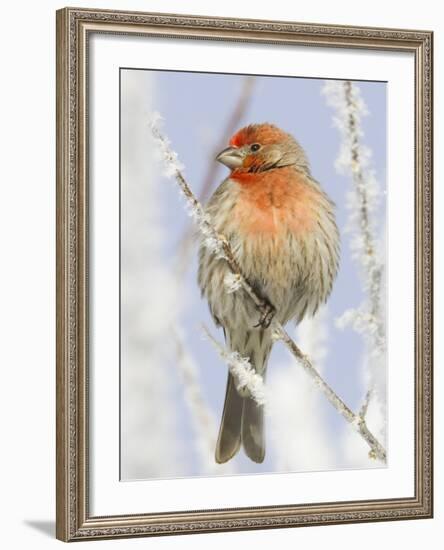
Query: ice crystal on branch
[[148, 112, 185, 177], [203, 327, 267, 407], [224, 272, 242, 294], [322, 81, 385, 350]]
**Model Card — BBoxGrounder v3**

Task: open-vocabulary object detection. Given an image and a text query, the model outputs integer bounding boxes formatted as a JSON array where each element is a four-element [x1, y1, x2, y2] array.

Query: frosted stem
[[203, 326, 266, 407], [172, 328, 218, 471], [323, 81, 387, 427]]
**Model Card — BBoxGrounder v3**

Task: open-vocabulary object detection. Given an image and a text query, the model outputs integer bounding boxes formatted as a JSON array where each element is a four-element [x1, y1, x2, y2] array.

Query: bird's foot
[[254, 301, 276, 329]]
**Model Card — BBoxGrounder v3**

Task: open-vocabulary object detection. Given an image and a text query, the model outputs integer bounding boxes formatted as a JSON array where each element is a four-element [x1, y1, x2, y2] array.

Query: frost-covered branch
[[358, 389, 372, 420], [172, 328, 220, 472], [276, 326, 386, 461], [120, 75, 183, 479], [323, 81, 385, 351], [202, 326, 266, 407], [323, 81, 386, 432], [149, 113, 387, 463]]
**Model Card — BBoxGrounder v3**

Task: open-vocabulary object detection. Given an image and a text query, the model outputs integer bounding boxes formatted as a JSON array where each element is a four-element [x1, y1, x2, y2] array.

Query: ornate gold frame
[[56, 7, 433, 542]]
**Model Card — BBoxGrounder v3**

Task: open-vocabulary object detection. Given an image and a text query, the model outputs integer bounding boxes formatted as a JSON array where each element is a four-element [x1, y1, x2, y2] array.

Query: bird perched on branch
[[198, 123, 340, 464]]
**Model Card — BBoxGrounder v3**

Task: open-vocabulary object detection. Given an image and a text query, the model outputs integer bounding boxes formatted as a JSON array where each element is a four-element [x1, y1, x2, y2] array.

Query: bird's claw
[[254, 302, 276, 329]]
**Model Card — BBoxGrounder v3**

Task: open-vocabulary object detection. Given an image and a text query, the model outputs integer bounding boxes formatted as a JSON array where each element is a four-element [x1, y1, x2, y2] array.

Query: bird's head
[[216, 123, 309, 175]]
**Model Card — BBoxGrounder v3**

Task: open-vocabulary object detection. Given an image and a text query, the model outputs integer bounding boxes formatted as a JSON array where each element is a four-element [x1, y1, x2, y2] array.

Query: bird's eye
[[250, 143, 261, 152]]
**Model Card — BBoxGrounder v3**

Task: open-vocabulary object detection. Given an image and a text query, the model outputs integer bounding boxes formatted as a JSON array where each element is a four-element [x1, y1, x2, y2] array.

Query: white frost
[[224, 272, 242, 294], [148, 111, 185, 177], [148, 112, 227, 261], [203, 327, 266, 407]]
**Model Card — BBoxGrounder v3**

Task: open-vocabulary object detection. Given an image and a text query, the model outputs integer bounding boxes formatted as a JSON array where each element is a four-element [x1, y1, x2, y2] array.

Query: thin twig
[[149, 115, 387, 463], [358, 389, 372, 420], [172, 328, 217, 460], [343, 81, 385, 348], [325, 81, 386, 425], [275, 327, 386, 461]]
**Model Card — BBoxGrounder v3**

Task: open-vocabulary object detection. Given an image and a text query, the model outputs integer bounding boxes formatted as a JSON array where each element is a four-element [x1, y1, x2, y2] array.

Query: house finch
[[198, 123, 339, 464]]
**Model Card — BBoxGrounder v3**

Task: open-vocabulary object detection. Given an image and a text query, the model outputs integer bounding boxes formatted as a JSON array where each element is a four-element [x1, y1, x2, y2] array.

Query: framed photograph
[[56, 7, 433, 541]]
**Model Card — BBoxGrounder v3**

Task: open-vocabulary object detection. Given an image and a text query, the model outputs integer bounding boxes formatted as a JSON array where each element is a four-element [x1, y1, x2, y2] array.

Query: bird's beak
[[215, 146, 244, 169]]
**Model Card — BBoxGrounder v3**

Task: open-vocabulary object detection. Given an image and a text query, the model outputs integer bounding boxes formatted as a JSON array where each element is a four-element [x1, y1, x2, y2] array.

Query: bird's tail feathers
[[241, 394, 265, 463], [215, 372, 243, 463], [215, 329, 270, 464]]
